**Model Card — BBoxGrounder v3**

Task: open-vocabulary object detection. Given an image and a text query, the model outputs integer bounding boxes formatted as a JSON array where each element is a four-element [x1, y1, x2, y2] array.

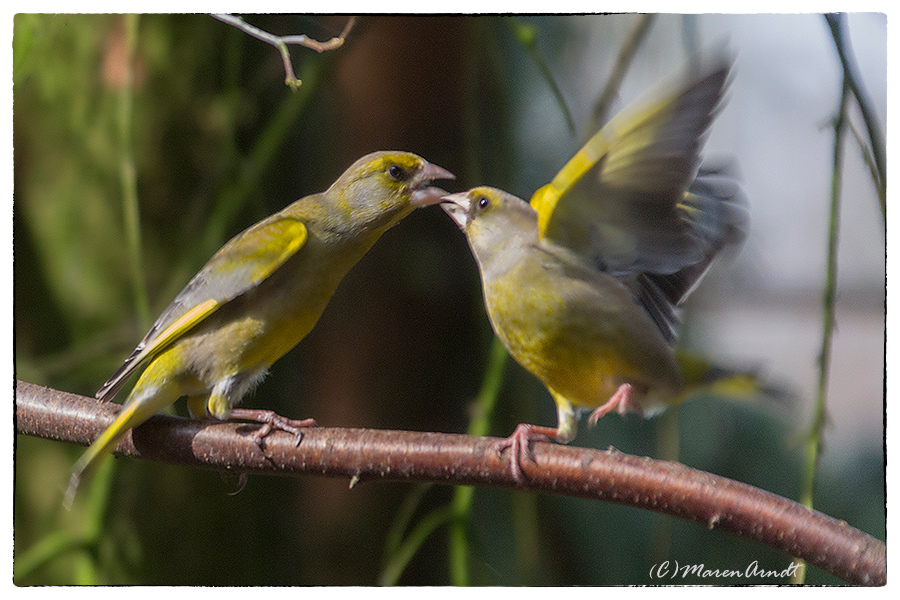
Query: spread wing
[[96, 214, 308, 400], [530, 59, 746, 342], [625, 162, 747, 341]]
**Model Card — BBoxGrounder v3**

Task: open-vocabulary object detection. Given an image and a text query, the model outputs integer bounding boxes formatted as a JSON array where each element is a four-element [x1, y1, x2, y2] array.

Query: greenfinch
[[66, 151, 453, 505], [441, 59, 746, 481]]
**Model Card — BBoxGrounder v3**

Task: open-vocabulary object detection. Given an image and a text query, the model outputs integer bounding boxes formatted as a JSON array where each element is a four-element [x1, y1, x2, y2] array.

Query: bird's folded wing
[[96, 216, 308, 400]]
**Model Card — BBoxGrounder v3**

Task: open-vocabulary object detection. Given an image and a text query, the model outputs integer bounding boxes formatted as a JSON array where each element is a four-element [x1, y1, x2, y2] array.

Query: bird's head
[[328, 151, 455, 233], [441, 187, 539, 274]]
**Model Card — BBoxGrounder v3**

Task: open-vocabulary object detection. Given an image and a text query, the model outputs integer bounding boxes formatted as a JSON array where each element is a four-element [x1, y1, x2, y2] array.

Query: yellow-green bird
[[441, 59, 746, 481], [66, 151, 453, 506]]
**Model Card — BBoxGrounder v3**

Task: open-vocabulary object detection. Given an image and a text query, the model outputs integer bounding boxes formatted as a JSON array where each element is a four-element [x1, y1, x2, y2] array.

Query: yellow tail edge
[[64, 401, 147, 509], [675, 350, 791, 406]]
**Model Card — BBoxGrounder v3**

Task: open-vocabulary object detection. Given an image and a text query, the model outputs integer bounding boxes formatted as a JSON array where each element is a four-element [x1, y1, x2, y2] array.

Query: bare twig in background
[[16, 380, 885, 586], [588, 13, 655, 134], [824, 13, 886, 216], [792, 74, 851, 586], [504, 17, 576, 135], [116, 14, 151, 328], [211, 14, 356, 90]]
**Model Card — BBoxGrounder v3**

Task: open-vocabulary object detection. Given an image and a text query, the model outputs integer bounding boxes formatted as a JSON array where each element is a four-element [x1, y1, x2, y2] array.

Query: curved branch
[[15, 380, 884, 586]]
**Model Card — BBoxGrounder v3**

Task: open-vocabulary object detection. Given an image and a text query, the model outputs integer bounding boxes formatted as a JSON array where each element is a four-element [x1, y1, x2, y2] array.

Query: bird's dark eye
[[477, 196, 490, 209], [388, 164, 405, 180]]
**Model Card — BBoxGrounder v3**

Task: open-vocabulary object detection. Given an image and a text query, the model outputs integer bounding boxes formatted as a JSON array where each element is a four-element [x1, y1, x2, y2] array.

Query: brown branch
[[15, 380, 885, 586]]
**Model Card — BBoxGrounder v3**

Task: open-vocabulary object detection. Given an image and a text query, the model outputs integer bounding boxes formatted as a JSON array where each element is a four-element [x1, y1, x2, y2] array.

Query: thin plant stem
[[198, 53, 335, 258], [588, 14, 655, 134], [378, 506, 455, 586], [119, 14, 150, 328], [382, 483, 435, 570], [14, 455, 116, 583], [449, 337, 509, 585], [504, 17, 576, 136], [16, 16, 144, 586], [824, 13, 885, 216], [14, 530, 91, 582], [792, 74, 850, 586]]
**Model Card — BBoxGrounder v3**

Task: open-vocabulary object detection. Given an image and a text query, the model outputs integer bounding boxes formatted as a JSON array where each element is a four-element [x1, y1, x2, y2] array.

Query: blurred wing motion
[[629, 161, 748, 341], [529, 58, 747, 342], [96, 215, 309, 400]]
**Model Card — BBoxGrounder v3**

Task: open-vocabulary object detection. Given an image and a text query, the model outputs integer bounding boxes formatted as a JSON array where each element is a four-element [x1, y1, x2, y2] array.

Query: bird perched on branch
[[66, 151, 454, 506], [441, 58, 748, 481]]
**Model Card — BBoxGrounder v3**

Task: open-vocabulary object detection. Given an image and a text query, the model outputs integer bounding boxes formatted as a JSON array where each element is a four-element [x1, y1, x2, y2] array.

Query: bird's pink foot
[[588, 383, 634, 427], [230, 408, 317, 446], [493, 423, 560, 482]]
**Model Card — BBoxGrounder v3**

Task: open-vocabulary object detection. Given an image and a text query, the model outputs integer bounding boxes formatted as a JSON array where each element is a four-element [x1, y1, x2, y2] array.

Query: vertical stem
[[119, 13, 150, 327], [504, 17, 576, 136], [449, 337, 509, 585], [824, 13, 885, 215], [792, 76, 850, 586], [82, 12, 146, 583], [588, 13, 654, 135], [198, 52, 333, 258]]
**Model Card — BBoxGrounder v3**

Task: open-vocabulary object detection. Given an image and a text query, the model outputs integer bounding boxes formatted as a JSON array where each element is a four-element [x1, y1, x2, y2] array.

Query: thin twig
[[793, 72, 851, 586], [118, 14, 150, 327], [16, 380, 886, 586], [824, 13, 886, 216], [379, 505, 454, 586], [449, 336, 508, 585], [588, 14, 655, 134], [504, 17, 576, 135], [211, 14, 356, 90], [198, 48, 337, 257]]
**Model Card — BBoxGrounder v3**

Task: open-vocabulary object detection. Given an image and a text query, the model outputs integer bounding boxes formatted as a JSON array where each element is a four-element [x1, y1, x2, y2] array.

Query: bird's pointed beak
[[411, 163, 456, 206], [440, 192, 472, 229]]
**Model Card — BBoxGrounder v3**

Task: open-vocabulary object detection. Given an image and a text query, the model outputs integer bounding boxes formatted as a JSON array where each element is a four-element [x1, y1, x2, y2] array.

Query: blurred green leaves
[[14, 13, 348, 584], [16, 15, 130, 342]]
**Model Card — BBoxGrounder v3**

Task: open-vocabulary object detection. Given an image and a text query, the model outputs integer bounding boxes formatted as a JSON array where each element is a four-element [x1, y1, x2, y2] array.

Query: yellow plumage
[[441, 57, 747, 480], [66, 151, 453, 506]]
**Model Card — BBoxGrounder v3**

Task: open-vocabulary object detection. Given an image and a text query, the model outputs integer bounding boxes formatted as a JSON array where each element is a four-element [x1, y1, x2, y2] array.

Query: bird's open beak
[[411, 163, 456, 206], [440, 192, 471, 229]]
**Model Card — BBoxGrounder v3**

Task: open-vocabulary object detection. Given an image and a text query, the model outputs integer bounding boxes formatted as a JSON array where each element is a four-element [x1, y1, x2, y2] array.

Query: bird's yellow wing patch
[[139, 299, 220, 359], [97, 218, 308, 401], [204, 217, 308, 283], [530, 134, 613, 239], [529, 63, 729, 276]]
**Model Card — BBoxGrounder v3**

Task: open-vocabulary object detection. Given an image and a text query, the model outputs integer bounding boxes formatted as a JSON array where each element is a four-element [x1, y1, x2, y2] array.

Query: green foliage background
[[13, 14, 884, 585]]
